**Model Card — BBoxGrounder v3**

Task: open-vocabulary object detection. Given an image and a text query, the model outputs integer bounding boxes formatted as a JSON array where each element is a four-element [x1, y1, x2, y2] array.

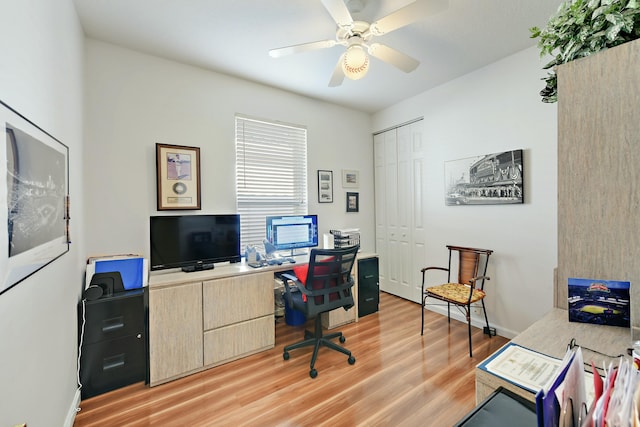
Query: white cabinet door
[[148, 281, 203, 385]]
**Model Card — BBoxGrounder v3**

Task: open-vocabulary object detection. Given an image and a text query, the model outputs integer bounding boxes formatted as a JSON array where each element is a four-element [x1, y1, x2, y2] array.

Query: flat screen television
[[150, 214, 241, 272], [265, 215, 318, 255]]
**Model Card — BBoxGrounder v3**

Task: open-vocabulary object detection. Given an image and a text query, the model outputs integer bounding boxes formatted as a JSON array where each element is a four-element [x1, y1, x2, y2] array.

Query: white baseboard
[[64, 388, 81, 427], [422, 305, 518, 340]]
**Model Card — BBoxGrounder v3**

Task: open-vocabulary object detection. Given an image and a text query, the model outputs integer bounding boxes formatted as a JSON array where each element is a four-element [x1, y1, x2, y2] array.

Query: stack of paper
[[534, 346, 640, 427], [535, 346, 587, 427]]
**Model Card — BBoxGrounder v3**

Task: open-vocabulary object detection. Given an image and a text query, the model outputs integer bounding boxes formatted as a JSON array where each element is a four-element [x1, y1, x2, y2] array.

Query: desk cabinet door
[[203, 272, 273, 330], [203, 316, 274, 366], [149, 281, 203, 385]]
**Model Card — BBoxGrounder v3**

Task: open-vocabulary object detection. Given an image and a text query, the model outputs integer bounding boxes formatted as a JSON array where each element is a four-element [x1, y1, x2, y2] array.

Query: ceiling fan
[[269, 0, 449, 87]]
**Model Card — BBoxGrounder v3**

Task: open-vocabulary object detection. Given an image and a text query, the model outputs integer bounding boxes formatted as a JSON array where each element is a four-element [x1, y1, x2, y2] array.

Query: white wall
[[83, 40, 374, 260], [373, 47, 558, 337], [0, 1, 85, 426]]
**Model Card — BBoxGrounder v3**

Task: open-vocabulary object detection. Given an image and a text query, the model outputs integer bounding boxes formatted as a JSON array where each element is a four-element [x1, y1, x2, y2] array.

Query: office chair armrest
[[280, 273, 313, 297], [280, 273, 299, 284]]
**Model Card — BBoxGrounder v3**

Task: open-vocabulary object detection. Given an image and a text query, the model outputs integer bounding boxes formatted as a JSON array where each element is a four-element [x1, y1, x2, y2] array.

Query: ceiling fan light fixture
[[342, 44, 369, 80]]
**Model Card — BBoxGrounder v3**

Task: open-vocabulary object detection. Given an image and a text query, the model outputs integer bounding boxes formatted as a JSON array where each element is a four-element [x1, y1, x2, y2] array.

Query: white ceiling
[[73, 0, 562, 114]]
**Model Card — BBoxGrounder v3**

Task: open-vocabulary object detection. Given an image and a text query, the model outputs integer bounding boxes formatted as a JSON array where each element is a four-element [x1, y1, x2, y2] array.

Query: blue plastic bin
[[284, 298, 306, 326]]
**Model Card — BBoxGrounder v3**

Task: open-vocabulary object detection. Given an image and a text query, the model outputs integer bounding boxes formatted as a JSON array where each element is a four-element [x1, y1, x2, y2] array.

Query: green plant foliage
[[530, 0, 640, 102]]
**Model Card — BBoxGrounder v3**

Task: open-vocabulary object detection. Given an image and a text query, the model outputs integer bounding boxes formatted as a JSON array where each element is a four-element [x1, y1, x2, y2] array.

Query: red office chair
[[280, 245, 359, 378]]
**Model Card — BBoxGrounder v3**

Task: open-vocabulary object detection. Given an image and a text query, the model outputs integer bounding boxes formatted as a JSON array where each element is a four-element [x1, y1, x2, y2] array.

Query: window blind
[[235, 115, 308, 250]]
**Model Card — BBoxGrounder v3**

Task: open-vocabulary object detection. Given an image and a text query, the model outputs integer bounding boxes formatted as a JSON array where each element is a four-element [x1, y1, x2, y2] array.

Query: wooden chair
[[421, 245, 494, 357]]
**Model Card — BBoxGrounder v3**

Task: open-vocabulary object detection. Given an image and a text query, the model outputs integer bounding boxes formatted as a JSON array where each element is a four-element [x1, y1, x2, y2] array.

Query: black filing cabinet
[[358, 256, 379, 318], [78, 288, 147, 399]]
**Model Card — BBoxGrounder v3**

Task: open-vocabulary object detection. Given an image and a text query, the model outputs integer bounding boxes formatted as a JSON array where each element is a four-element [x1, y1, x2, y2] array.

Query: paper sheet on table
[[484, 343, 563, 393]]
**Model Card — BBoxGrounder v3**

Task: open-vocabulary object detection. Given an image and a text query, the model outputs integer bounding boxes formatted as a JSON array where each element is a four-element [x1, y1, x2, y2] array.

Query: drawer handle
[[365, 297, 375, 302], [103, 354, 125, 371], [102, 316, 124, 333], [364, 274, 375, 279]]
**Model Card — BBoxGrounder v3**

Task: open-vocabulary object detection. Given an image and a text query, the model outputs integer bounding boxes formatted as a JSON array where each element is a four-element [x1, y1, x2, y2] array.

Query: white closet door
[[383, 130, 401, 295], [374, 120, 425, 302], [373, 134, 388, 293], [408, 121, 426, 303], [395, 125, 413, 300]]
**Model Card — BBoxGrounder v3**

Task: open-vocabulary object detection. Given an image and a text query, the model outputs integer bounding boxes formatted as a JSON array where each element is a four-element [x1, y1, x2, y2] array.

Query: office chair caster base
[[309, 368, 318, 379], [339, 335, 346, 343], [348, 356, 356, 365], [283, 351, 290, 360]]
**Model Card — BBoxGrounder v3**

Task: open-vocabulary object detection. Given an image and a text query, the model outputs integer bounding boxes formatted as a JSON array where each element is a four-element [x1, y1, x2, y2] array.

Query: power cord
[[75, 299, 86, 413]]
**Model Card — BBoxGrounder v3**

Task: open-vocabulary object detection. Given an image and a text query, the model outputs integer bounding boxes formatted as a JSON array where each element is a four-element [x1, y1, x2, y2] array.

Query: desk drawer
[[203, 272, 274, 330], [203, 315, 274, 366], [80, 334, 146, 399], [81, 291, 144, 344]]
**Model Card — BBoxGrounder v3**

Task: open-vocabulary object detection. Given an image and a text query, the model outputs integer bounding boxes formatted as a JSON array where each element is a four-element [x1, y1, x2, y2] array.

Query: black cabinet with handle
[[78, 288, 147, 399], [358, 256, 379, 318]]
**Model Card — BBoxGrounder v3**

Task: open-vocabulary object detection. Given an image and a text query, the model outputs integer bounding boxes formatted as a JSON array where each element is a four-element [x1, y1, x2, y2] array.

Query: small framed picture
[[342, 169, 359, 188], [156, 143, 201, 210], [346, 192, 359, 213], [318, 170, 333, 203]]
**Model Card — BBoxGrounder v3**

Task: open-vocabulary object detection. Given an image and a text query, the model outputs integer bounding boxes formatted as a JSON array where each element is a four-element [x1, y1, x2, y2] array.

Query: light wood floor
[[74, 292, 508, 426]]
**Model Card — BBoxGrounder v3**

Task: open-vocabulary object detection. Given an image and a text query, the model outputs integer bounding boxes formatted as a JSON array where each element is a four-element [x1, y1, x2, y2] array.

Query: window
[[235, 115, 308, 250]]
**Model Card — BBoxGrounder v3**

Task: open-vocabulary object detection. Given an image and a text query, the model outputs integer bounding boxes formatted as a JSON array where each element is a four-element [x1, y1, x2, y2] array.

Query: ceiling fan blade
[[269, 39, 337, 58], [369, 0, 449, 36], [329, 53, 346, 87], [368, 43, 419, 73], [321, 0, 353, 28]]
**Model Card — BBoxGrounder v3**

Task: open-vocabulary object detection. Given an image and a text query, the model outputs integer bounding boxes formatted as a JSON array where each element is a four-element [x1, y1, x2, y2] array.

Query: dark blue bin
[[284, 298, 306, 326]]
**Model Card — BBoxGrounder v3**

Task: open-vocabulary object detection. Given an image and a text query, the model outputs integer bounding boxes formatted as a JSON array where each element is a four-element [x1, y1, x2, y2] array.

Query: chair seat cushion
[[425, 283, 485, 304]]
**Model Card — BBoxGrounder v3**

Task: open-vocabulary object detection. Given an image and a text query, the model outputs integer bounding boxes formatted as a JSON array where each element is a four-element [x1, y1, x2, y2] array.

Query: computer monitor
[[265, 215, 318, 256]]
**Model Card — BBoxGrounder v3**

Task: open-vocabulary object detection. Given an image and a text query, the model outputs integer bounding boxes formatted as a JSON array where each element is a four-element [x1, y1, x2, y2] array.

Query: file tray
[[329, 229, 360, 248]]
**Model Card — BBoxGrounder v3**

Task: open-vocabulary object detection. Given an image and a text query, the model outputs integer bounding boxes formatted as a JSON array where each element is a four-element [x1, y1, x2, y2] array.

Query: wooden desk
[[147, 252, 375, 386], [475, 308, 632, 404]]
